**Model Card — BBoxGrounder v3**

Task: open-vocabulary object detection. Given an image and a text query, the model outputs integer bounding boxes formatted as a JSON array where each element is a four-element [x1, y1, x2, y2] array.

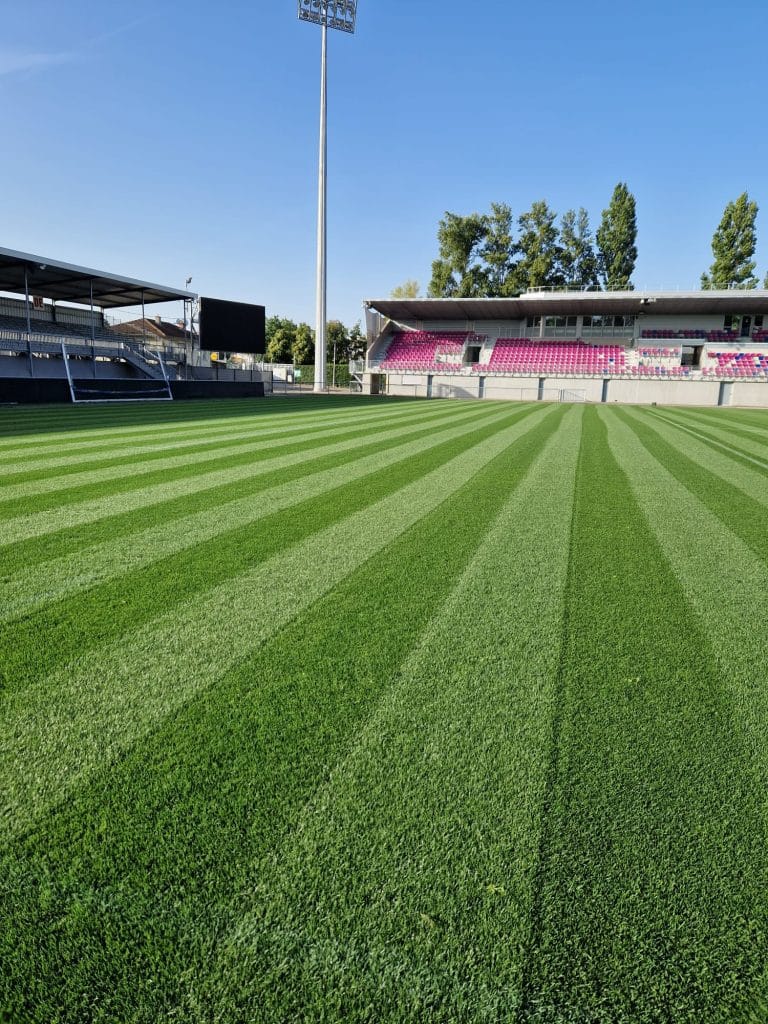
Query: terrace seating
[[484, 338, 627, 375], [0, 313, 129, 345], [379, 331, 469, 371], [706, 351, 768, 378], [641, 328, 740, 341], [642, 328, 709, 339]]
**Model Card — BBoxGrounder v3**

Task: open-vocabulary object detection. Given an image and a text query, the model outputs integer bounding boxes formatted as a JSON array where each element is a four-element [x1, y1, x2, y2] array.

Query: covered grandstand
[[364, 290, 768, 407], [0, 247, 269, 401]]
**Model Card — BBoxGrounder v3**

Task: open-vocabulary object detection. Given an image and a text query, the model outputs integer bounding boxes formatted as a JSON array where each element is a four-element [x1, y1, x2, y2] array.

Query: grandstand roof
[[0, 247, 195, 309], [367, 291, 768, 321]]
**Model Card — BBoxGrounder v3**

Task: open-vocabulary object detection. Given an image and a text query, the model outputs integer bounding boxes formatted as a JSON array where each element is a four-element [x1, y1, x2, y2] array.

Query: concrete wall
[[731, 382, 768, 407], [605, 378, 721, 406], [376, 371, 768, 408], [484, 376, 540, 401]]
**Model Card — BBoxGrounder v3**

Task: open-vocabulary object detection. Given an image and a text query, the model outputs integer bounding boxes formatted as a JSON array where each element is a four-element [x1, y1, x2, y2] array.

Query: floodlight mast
[[298, 1, 357, 392]]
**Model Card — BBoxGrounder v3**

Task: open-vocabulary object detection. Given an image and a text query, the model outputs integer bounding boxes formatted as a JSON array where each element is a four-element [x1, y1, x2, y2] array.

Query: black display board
[[199, 298, 266, 354]]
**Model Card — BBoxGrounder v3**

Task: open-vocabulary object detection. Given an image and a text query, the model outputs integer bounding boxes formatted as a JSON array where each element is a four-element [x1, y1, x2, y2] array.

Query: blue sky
[[2, 0, 767, 327]]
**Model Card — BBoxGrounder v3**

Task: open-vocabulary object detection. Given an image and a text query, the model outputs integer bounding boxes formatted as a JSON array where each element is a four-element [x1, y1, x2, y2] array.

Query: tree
[[427, 212, 488, 297], [517, 200, 561, 290], [596, 183, 637, 290], [265, 315, 295, 347], [428, 258, 455, 298], [291, 323, 314, 365], [701, 192, 759, 290], [391, 279, 420, 298], [326, 319, 349, 363], [559, 208, 599, 289], [266, 325, 295, 364], [482, 202, 520, 296], [348, 322, 366, 360]]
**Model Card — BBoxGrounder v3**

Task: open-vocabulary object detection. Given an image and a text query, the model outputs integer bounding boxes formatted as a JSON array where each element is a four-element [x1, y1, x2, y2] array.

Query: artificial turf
[[1, 396, 767, 1022]]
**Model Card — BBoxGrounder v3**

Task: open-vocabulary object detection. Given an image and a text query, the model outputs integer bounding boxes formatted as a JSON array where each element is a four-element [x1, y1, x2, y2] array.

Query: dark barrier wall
[[172, 380, 265, 400], [0, 377, 264, 404]]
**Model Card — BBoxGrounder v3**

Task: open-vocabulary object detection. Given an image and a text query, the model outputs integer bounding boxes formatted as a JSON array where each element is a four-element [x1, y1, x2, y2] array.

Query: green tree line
[[412, 186, 768, 299], [425, 183, 637, 297], [263, 317, 365, 365]]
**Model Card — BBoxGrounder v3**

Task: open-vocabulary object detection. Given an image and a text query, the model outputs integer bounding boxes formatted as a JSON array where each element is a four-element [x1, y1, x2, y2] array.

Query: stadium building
[[0, 247, 269, 403], [364, 290, 768, 407]]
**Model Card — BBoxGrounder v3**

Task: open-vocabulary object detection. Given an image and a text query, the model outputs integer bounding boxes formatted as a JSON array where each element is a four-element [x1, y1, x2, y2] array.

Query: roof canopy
[[367, 291, 768, 321], [0, 246, 195, 309]]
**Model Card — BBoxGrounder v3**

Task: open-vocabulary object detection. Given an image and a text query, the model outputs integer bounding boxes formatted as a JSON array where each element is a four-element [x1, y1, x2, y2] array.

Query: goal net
[[62, 341, 173, 403]]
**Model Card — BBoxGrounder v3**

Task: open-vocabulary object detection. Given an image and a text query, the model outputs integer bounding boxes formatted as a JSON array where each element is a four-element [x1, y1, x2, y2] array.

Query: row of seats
[[378, 331, 768, 378], [637, 347, 680, 358], [641, 328, 741, 340], [0, 312, 128, 345], [486, 339, 626, 373], [708, 352, 768, 376], [379, 332, 469, 370], [642, 328, 768, 341]]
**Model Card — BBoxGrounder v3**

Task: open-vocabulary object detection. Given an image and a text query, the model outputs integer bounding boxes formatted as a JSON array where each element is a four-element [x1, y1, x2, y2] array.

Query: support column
[[90, 279, 97, 378], [141, 290, 147, 355], [24, 266, 33, 377]]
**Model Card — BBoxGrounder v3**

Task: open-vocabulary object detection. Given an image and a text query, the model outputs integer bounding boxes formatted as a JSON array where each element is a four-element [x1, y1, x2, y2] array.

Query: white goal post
[[61, 341, 174, 403]]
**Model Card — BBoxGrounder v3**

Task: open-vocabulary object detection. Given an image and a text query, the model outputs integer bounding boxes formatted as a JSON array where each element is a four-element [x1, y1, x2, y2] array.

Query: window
[[526, 315, 541, 328], [544, 315, 578, 328], [583, 314, 633, 329]]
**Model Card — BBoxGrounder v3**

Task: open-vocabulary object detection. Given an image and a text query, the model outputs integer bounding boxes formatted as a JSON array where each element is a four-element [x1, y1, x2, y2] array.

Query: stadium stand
[[364, 291, 768, 405], [379, 331, 469, 370], [483, 339, 626, 375]]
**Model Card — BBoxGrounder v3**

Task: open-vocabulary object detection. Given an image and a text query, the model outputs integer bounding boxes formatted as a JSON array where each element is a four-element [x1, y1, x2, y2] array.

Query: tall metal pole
[[314, 18, 328, 393]]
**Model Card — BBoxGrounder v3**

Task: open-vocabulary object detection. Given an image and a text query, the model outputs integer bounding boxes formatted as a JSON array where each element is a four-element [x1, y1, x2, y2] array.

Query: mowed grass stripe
[[0, 397, 443, 469], [0, 401, 451, 481], [0, 395, 403, 446], [659, 407, 768, 451], [0, 405, 536, 624], [604, 410, 768, 826], [0, 410, 566, 1024], [647, 407, 768, 471], [517, 407, 768, 1023], [0, 402, 502, 571], [0, 407, 565, 1024], [0, 405, 560, 838], [196, 408, 583, 1023], [686, 407, 768, 431], [0, 401, 486, 511], [0, 401, 505, 547], [626, 409, 768, 501], [0, 404, 537, 694], [618, 407, 768, 561]]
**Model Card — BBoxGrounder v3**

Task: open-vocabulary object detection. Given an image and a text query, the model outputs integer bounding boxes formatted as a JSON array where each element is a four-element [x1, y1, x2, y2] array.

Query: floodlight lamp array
[[298, 0, 357, 33]]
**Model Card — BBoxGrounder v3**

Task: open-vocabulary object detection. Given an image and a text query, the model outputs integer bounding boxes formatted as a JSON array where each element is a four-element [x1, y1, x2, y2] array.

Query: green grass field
[[2, 395, 768, 1023]]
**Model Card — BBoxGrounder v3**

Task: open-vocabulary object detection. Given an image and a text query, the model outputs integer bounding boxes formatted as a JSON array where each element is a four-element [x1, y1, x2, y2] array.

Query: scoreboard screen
[[198, 298, 266, 354]]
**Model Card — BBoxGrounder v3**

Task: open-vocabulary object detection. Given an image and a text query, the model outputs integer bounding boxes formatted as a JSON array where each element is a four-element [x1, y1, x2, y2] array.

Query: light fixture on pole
[[298, 0, 358, 393]]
